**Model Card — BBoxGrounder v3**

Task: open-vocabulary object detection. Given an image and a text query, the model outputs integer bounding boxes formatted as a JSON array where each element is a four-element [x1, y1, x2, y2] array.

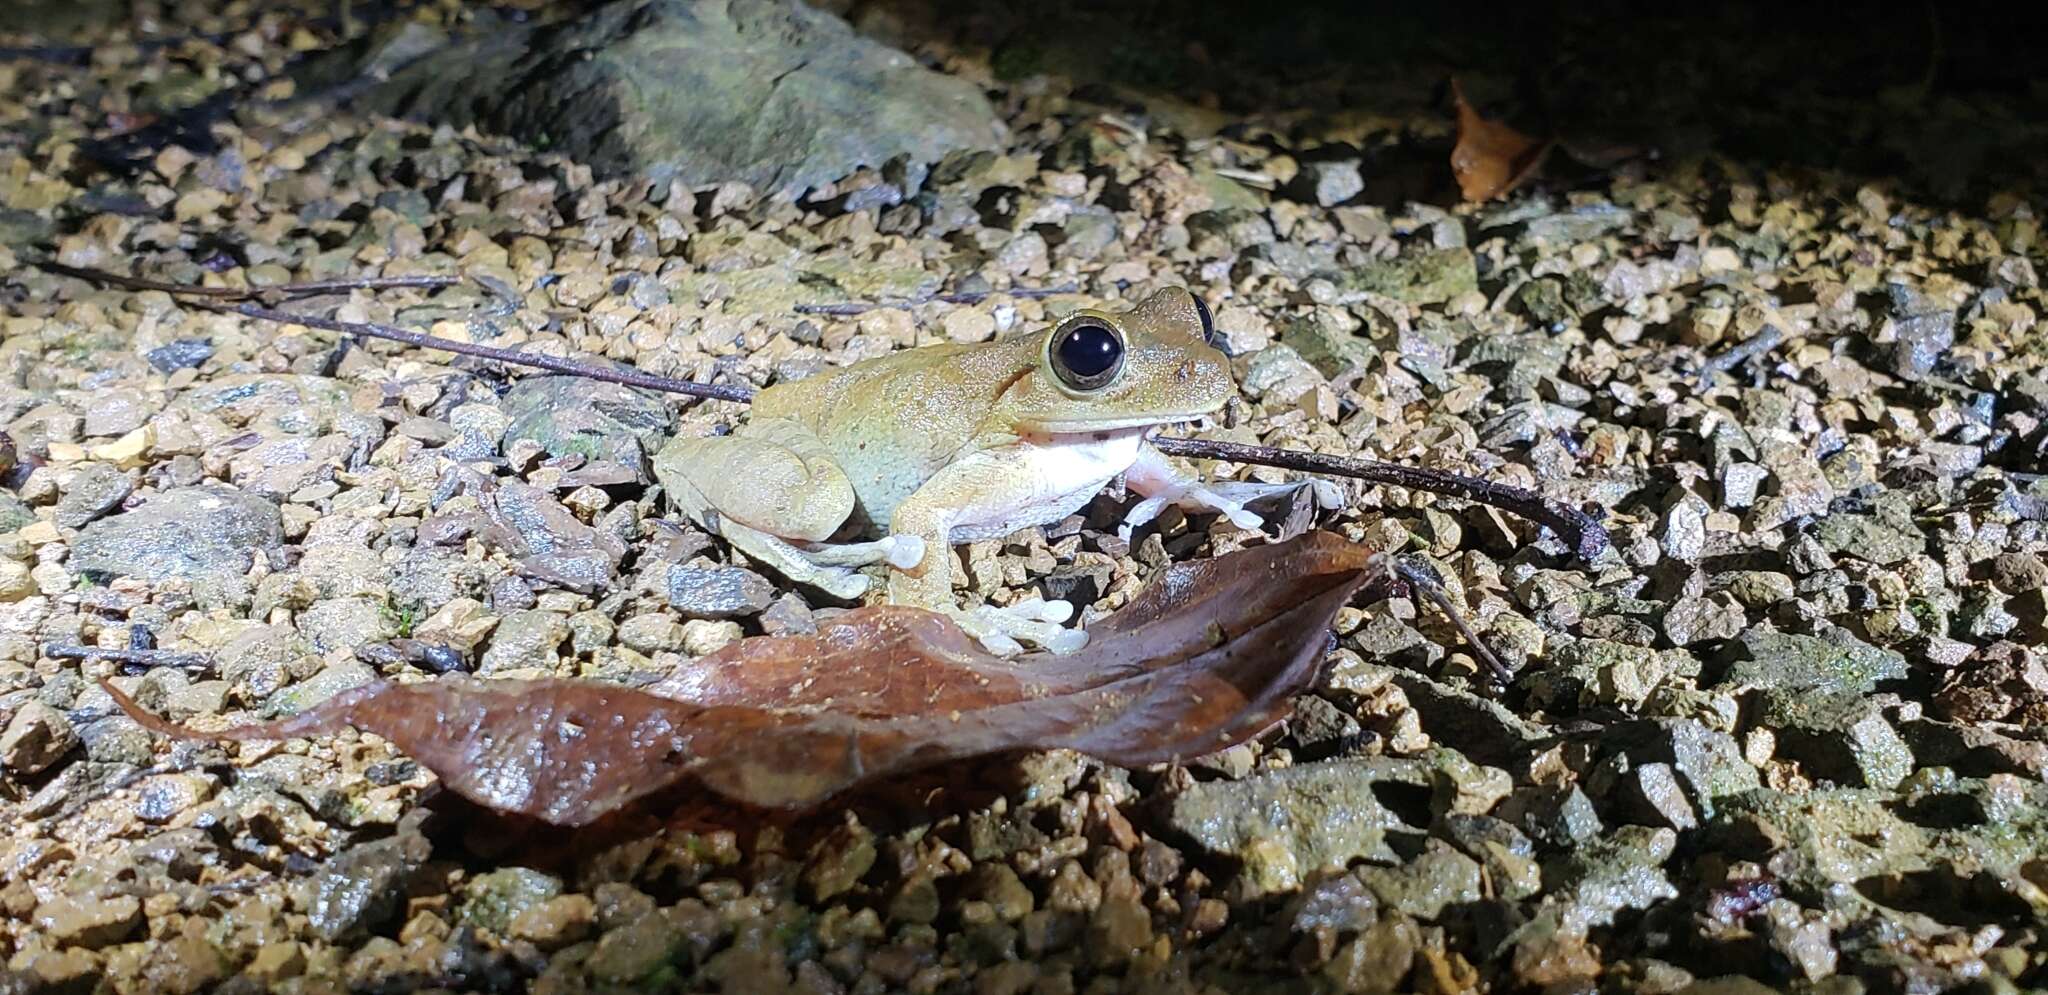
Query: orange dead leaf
[[1450, 78, 1553, 202], [107, 531, 1390, 825]]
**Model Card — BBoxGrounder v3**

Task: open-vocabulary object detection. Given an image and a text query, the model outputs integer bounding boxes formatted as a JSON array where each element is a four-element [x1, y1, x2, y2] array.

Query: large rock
[[500, 377, 673, 477], [332, 0, 1002, 195], [71, 486, 281, 584]]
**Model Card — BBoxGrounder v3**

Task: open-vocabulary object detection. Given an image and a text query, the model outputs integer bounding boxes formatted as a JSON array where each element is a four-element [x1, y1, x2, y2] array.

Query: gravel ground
[[3, 2, 2047, 993]]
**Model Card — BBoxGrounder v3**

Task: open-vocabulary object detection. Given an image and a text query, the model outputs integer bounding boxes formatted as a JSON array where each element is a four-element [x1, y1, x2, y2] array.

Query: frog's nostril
[[1176, 359, 1195, 381]]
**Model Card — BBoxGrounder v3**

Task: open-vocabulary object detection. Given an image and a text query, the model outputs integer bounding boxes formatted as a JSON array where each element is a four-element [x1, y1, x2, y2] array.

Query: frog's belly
[[943, 431, 1144, 544]]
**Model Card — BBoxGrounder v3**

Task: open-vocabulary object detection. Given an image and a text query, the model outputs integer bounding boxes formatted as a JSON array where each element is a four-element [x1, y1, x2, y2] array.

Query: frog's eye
[[1049, 316, 1125, 392], [1192, 294, 1220, 348]]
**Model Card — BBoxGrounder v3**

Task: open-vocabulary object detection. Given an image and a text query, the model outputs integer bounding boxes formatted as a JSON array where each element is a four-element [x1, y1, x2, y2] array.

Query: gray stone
[[1507, 783, 1604, 848], [264, 661, 377, 717], [1624, 762, 1700, 830], [298, 597, 396, 656], [1756, 689, 1914, 790], [333, 0, 1000, 196], [1330, 247, 1478, 305], [1814, 513, 1922, 566], [32, 894, 143, 949], [501, 377, 674, 477], [1659, 498, 1707, 563], [1543, 825, 1679, 926], [1056, 207, 1118, 261], [459, 867, 564, 935], [1353, 845, 1483, 920], [1160, 758, 1427, 898], [1886, 282, 1955, 381], [71, 486, 281, 583], [1721, 626, 1907, 694], [304, 827, 432, 942], [82, 390, 152, 438], [1662, 594, 1746, 646], [1280, 315, 1373, 378], [0, 492, 34, 533], [665, 565, 775, 618], [1608, 719, 1759, 818], [479, 610, 569, 674], [1293, 159, 1364, 207], [145, 339, 214, 374], [1, 700, 80, 775]]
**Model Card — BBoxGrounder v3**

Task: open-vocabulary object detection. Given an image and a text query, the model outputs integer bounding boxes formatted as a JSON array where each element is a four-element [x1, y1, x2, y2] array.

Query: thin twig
[[1149, 436, 1610, 562], [1391, 558, 1515, 687], [794, 284, 1080, 316], [45, 643, 212, 671], [37, 260, 458, 300], [193, 294, 1604, 559], [199, 301, 759, 403], [1697, 323, 1784, 390]]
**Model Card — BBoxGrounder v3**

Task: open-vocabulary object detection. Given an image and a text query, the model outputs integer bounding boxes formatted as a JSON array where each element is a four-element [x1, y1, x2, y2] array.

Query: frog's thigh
[[652, 418, 854, 543]]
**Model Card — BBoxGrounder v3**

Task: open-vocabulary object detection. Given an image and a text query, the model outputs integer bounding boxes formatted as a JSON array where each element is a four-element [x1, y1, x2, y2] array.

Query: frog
[[651, 287, 1264, 655]]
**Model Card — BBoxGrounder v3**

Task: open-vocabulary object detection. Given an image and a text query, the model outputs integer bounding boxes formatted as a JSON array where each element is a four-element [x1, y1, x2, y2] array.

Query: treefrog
[[652, 287, 1262, 654]]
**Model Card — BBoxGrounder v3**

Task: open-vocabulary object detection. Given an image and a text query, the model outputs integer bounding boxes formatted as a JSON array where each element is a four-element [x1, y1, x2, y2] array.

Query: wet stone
[[586, 911, 688, 986], [1756, 689, 1914, 790], [1721, 626, 1907, 695], [1354, 845, 1484, 920], [500, 376, 674, 476], [1331, 246, 1478, 305], [1159, 757, 1426, 899], [1886, 282, 1955, 381], [1663, 594, 1746, 646], [70, 485, 281, 583], [479, 610, 569, 675], [665, 564, 775, 618], [303, 827, 432, 942], [145, 339, 215, 373], [1292, 159, 1364, 207], [33, 893, 143, 948], [1814, 513, 1922, 566], [1508, 783, 1605, 848], [460, 867, 564, 935], [1, 699, 80, 775]]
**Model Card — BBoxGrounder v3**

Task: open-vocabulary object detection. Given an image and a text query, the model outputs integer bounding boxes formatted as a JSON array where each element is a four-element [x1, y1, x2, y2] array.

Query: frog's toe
[[956, 603, 1089, 656], [1008, 597, 1074, 624], [881, 534, 926, 570]]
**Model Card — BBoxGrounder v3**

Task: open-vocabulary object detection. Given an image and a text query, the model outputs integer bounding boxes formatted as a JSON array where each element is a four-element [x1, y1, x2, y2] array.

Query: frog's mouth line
[[1027, 410, 1224, 433]]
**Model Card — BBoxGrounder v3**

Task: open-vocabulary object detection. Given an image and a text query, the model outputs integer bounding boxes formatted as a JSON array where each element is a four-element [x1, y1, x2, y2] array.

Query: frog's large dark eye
[[1192, 294, 1219, 347], [1050, 317, 1125, 392]]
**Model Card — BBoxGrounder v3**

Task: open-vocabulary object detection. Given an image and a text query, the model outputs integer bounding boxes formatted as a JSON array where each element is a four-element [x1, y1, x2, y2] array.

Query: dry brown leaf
[[107, 531, 1387, 825], [1450, 77, 1553, 202]]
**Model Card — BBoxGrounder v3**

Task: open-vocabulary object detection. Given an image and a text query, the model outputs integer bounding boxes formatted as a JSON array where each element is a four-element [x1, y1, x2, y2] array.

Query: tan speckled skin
[[654, 287, 1232, 616]]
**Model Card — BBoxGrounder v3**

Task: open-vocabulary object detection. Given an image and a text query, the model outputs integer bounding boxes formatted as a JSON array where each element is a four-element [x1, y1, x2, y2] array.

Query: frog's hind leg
[[711, 518, 885, 600], [652, 419, 916, 600]]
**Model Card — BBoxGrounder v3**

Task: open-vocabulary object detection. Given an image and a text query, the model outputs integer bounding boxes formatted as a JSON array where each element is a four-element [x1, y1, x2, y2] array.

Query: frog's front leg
[[888, 445, 1099, 656], [1119, 442, 1265, 539]]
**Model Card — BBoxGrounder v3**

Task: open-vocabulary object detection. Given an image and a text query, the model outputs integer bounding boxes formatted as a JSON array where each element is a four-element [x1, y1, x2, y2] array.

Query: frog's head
[[999, 287, 1235, 432]]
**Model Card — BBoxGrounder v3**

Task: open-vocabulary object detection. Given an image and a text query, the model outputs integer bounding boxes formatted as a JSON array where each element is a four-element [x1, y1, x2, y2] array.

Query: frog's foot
[[1120, 444, 1266, 540], [801, 534, 926, 571], [954, 598, 1087, 657], [1120, 480, 1264, 540], [713, 518, 880, 601]]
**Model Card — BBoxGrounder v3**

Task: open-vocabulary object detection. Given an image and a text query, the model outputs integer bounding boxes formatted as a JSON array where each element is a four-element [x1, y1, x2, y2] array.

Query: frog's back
[[749, 337, 1037, 527]]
